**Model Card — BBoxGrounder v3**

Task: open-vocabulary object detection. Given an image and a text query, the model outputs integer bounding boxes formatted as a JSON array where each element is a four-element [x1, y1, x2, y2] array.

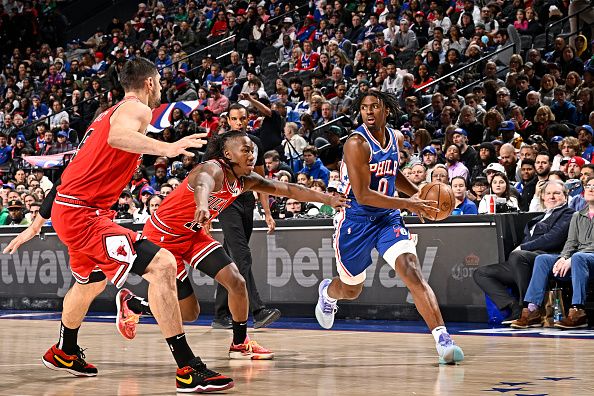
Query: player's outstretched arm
[[187, 162, 224, 226], [2, 177, 61, 254], [344, 136, 437, 216], [108, 101, 208, 157], [3, 214, 46, 254], [245, 172, 348, 209]]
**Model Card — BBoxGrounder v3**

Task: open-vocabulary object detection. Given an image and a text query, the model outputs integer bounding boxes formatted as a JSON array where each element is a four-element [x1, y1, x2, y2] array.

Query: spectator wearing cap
[[91, 52, 107, 76], [11, 134, 31, 159], [47, 131, 74, 154], [452, 128, 478, 171], [133, 185, 156, 223], [469, 142, 498, 182], [296, 15, 317, 42], [5, 200, 30, 226], [499, 120, 521, 148], [550, 86, 578, 125], [577, 125, 593, 162], [445, 144, 469, 182], [421, 146, 439, 180], [27, 95, 50, 122], [411, 11, 429, 41], [393, 18, 418, 53], [169, 76, 197, 102], [566, 156, 587, 180], [206, 84, 229, 116]]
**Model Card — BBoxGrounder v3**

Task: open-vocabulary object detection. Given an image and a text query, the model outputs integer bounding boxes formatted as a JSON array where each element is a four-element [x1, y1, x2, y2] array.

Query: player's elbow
[[354, 191, 372, 206]]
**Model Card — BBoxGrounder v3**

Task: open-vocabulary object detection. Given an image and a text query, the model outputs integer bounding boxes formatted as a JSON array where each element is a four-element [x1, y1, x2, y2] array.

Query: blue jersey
[[338, 124, 400, 217]]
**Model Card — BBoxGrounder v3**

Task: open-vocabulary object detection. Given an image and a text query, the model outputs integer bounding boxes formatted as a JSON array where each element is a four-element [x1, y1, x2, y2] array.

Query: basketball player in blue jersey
[[315, 90, 464, 365]]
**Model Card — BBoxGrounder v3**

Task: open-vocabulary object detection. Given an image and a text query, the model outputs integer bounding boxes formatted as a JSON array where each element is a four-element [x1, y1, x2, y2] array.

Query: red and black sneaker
[[116, 288, 140, 340], [176, 358, 234, 393], [41, 344, 98, 377]]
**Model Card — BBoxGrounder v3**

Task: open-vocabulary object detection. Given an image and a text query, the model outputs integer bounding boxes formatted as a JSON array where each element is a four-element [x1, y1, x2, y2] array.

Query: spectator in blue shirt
[[550, 86, 578, 125], [299, 145, 330, 185], [451, 176, 478, 214], [0, 135, 13, 166], [28, 95, 50, 122]]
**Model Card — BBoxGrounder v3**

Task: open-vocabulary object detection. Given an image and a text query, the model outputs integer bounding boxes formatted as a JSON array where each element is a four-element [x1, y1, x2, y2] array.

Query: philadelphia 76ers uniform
[[52, 96, 147, 288], [334, 124, 417, 285], [142, 160, 243, 284]]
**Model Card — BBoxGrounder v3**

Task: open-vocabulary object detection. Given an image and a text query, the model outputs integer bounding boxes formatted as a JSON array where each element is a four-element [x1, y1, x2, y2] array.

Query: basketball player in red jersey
[[116, 130, 348, 359], [4, 58, 235, 393]]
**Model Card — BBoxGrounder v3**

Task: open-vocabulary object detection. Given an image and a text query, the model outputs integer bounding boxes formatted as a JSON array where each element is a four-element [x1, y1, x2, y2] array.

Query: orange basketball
[[417, 182, 455, 221]]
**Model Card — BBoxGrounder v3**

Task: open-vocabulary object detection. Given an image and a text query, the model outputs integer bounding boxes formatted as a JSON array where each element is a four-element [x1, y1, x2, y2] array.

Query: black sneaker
[[211, 316, 232, 329], [42, 344, 98, 377], [176, 357, 234, 393], [253, 308, 281, 329]]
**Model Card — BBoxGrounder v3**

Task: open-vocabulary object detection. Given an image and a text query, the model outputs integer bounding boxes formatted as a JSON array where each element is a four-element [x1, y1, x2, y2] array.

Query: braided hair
[[203, 130, 249, 179], [352, 90, 400, 118]]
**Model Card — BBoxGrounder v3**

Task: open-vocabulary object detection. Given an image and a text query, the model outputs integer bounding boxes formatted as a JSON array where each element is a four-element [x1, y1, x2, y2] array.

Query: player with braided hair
[[315, 90, 465, 365], [117, 131, 348, 361]]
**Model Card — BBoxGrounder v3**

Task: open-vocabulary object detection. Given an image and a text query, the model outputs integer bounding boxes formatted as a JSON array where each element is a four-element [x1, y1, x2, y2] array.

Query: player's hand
[[3, 224, 42, 254], [166, 133, 208, 157], [404, 197, 439, 222], [328, 194, 350, 210], [203, 220, 213, 237], [194, 205, 211, 227], [265, 213, 276, 234]]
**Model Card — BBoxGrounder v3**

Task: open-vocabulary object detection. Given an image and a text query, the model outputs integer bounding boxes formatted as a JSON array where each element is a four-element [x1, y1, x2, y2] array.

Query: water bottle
[[553, 297, 562, 322]]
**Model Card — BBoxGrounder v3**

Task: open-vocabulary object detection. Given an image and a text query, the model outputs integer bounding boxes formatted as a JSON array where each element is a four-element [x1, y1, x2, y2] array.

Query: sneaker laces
[[321, 297, 337, 315], [75, 347, 89, 363], [190, 359, 222, 380]]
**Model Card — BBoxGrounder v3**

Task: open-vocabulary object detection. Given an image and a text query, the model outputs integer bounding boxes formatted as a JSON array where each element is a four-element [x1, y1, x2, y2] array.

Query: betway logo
[[0, 243, 72, 297], [266, 236, 437, 302]]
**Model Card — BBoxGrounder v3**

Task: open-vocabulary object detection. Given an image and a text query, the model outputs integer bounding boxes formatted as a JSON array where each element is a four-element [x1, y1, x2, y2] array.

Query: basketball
[[418, 182, 455, 221]]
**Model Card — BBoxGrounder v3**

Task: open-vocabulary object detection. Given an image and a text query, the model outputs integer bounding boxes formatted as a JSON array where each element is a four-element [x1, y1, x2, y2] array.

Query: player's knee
[[226, 273, 247, 294], [147, 249, 177, 281], [182, 302, 200, 323]]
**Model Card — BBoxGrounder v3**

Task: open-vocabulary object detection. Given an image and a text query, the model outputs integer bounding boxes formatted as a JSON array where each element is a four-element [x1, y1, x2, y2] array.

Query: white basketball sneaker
[[315, 279, 338, 329], [436, 333, 464, 364]]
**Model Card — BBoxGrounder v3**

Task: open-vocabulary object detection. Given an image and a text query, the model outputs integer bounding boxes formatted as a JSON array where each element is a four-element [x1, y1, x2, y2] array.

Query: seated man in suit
[[473, 180, 574, 324], [511, 176, 594, 329]]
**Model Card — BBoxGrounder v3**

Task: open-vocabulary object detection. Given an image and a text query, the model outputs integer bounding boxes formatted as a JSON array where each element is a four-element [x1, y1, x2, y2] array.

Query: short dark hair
[[303, 145, 319, 156], [521, 158, 535, 167], [120, 57, 158, 91]]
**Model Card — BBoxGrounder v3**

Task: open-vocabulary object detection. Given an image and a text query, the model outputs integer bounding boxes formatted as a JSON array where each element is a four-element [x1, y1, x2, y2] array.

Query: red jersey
[[148, 160, 244, 236], [57, 96, 143, 209]]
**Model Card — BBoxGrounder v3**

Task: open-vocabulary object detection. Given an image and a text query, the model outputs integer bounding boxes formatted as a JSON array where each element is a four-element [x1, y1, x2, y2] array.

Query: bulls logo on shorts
[[104, 234, 137, 265]]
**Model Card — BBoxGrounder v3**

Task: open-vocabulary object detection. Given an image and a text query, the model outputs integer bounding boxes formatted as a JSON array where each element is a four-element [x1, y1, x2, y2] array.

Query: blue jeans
[[524, 254, 571, 306], [569, 252, 594, 305]]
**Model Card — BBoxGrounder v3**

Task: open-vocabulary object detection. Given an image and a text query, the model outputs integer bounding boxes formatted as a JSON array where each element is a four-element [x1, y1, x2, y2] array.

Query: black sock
[[232, 320, 248, 345], [58, 322, 79, 355], [166, 333, 195, 368], [127, 296, 152, 316]]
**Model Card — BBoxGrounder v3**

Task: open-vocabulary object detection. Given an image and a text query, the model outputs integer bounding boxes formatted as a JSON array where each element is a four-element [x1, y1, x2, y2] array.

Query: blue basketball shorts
[[333, 210, 417, 285]]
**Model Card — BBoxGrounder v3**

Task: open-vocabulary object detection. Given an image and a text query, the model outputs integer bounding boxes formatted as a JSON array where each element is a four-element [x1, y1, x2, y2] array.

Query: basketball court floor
[[1, 311, 593, 395]]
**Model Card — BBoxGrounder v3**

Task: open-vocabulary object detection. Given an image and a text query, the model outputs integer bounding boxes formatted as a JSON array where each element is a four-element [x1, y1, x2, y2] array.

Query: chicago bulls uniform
[[142, 160, 243, 293], [52, 96, 158, 288]]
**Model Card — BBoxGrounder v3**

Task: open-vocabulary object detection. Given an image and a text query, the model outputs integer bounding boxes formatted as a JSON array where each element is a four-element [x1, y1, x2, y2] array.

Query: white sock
[[322, 285, 337, 303], [431, 326, 448, 344]]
